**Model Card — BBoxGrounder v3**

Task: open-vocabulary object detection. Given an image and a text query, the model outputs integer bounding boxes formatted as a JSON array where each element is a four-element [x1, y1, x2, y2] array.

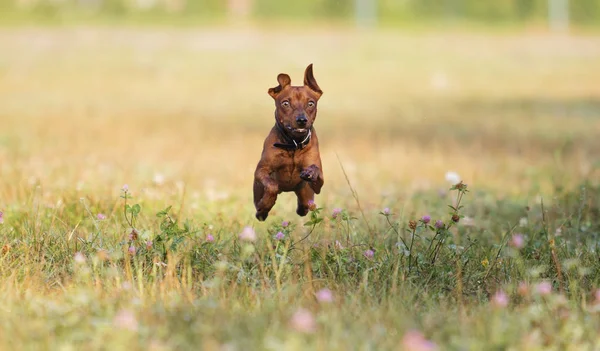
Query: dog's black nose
[[296, 114, 308, 126]]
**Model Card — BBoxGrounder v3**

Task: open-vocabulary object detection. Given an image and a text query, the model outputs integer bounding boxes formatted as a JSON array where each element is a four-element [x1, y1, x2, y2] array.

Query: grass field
[[1, 26, 600, 350]]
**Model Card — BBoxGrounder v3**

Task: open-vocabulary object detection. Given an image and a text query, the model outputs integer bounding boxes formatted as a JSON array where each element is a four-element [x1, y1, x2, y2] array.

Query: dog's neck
[[273, 112, 312, 151]]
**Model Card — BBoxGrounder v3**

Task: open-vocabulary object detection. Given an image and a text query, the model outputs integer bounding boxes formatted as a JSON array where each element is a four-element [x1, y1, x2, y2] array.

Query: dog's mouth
[[286, 125, 310, 136]]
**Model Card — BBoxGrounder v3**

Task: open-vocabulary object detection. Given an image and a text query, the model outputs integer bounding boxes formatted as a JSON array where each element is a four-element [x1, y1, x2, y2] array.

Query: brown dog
[[253, 64, 324, 221]]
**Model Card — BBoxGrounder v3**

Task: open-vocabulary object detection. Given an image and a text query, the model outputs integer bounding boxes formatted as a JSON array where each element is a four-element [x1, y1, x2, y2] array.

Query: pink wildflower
[[401, 330, 437, 351], [510, 234, 525, 249], [206, 234, 215, 242], [275, 231, 285, 240], [492, 290, 509, 308], [535, 281, 552, 296], [332, 208, 342, 219], [0, 211, 3, 224], [74, 252, 86, 264], [382, 207, 391, 215], [128, 246, 136, 255], [281, 221, 289, 228], [145, 240, 153, 249], [122, 184, 129, 192], [113, 309, 138, 331], [239, 226, 256, 242], [364, 249, 374, 259], [290, 308, 315, 333], [97, 213, 106, 220], [421, 215, 431, 224], [315, 288, 333, 303]]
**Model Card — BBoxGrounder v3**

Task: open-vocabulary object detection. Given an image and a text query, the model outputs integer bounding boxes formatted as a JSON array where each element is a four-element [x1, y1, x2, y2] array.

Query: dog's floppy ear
[[303, 64, 322, 97], [268, 73, 291, 99]]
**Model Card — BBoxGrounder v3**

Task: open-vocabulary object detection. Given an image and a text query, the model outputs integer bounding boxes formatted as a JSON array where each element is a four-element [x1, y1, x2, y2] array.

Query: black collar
[[273, 118, 312, 151]]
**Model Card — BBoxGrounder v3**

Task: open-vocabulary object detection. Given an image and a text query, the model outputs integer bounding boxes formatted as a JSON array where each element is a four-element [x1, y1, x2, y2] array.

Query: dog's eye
[[281, 101, 290, 108], [307, 101, 315, 108]]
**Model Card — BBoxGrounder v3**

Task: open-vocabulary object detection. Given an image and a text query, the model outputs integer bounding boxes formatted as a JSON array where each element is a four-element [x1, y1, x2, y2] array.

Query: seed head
[[454, 181, 467, 191], [128, 229, 138, 241], [518, 282, 529, 297], [445, 171, 461, 184], [408, 220, 417, 230], [96, 249, 109, 261]]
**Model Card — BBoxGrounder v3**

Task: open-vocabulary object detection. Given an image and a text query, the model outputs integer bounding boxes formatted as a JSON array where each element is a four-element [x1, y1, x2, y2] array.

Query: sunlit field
[[1, 26, 600, 350]]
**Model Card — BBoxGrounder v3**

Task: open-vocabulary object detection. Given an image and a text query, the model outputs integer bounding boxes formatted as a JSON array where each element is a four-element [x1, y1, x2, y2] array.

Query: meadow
[[1, 26, 600, 350]]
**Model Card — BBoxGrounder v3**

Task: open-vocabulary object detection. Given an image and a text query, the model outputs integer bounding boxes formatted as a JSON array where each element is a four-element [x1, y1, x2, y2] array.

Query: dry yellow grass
[[1, 27, 599, 222]]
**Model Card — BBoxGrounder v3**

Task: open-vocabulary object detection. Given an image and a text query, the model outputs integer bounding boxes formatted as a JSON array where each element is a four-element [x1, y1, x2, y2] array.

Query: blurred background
[[0, 0, 598, 29], [0, 0, 599, 221]]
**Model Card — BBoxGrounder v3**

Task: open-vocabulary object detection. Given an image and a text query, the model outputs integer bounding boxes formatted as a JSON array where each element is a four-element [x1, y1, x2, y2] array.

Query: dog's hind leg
[[294, 182, 315, 217]]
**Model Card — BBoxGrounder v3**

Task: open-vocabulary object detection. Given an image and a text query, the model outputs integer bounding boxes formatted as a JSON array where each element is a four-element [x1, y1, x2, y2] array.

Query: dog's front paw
[[296, 206, 309, 217], [300, 165, 319, 182], [256, 211, 269, 221]]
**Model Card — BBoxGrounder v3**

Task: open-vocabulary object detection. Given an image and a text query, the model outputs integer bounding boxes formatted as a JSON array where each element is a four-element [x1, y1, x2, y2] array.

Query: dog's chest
[[270, 152, 304, 190]]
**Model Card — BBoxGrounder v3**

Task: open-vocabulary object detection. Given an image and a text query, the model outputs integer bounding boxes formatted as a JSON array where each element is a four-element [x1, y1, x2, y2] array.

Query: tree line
[[2, 0, 598, 26]]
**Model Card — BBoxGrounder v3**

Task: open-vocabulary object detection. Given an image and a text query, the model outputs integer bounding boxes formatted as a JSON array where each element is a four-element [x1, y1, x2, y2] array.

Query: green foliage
[[155, 205, 192, 253]]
